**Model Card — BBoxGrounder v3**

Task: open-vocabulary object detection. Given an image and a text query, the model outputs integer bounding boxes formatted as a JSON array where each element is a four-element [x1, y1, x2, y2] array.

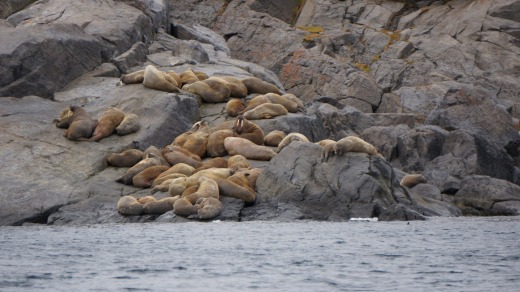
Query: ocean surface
[[1, 217, 519, 291]]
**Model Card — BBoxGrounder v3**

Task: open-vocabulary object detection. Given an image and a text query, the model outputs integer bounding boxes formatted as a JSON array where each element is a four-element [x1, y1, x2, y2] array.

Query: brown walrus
[[243, 103, 288, 120], [277, 133, 310, 152], [90, 107, 125, 142], [132, 165, 169, 188], [117, 196, 144, 216], [224, 137, 276, 161], [116, 153, 162, 185], [196, 197, 223, 220], [323, 136, 380, 162], [182, 176, 220, 204], [232, 115, 264, 145], [206, 129, 234, 157], [115, 113, 140, 136], [143, 65, 180, 93], [143, 197, 178, 215], [221, 76, 248, 98], [226, 98, 247, 117], [106, 148, 144, 167], [120, 69, 145, 84], [64, 105, 97, 141], [400, 174, 428, 188], [264, 130, 286, 147], [241, 76, 282, 95], [54, 107, 74, 129]]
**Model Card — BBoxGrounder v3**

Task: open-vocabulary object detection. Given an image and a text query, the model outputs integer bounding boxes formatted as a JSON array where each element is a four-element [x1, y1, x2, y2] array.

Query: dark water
[[1, 217, 519, 291]]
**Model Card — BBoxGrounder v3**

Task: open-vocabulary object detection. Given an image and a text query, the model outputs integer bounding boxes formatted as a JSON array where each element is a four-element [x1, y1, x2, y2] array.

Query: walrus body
[[117, 196, 144, 216], [207, 129, 234, 157], [241, 77, 282, 95], [221, 76, 247, 98], [224, 137, 276, 161], [264, 130, 286, 147], [243, 103, 288, 120], [232, 115, 264, 145], [120, 69, 145, 84], [116, 113, 140, 136], [323, 136, 380, 162], [90, 107, 125, 142], [107, 148, 144, 167], [143, 65, 179, 93], [278, 133, 310, 152], [132, 165, 169, 188], [400, 174, 428, 188], [196, 197, 223, 220], [54, 107, 74, 129], [116, 153, 162, 185], [226, 99, 246, 117], [64, 106, 97, 141]]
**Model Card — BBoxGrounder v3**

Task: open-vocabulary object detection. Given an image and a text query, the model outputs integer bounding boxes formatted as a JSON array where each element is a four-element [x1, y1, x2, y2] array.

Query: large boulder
[[0, 0, 168, 98], [453, 175, 520, 216], [252, 141, 459, 221]]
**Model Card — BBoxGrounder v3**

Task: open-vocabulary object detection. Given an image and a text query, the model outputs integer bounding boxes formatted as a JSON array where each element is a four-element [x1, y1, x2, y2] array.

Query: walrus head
[[232, 115, 245, 134]]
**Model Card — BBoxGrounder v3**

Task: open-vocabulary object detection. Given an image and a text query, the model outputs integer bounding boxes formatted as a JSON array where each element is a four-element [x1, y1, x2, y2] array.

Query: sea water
[[1, 217, 519, 291]]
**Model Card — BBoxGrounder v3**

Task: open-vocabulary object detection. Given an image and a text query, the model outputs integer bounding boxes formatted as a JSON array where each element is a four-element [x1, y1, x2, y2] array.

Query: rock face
[[248, 141, 459, 221], [0, 0, 168, 98], [1, 0, 519, 225]]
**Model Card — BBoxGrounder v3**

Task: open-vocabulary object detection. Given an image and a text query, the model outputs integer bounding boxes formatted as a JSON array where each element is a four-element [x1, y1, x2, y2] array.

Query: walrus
[[265, 93, 299, 113], [400, 174, 428, 188], [182, 80, 229, 103], [232, 115, 264, 145], [152, 173, 187, 189], [224, 137, 276, 161], [240, 94, 271, 113], [282, 93, 304, 110], [90, 107, 125, 142], [213, 176, 256, 203], [182, 176, 219, 204], [264, 130, 286, 147], [195, 71, 209, 81], [162, 145, 202, 162], [227, 155, 251, 171], [166, 70, 182, 87], [151, 178, 177, 194], [242, 168, 262, 189], [137, 195, 157, 205], [143, 197, 178, 215], [243, 103, 288, 120], [194, 157, 229, 173], [277, 133, 310, 152], [196, 197, 223, 220], [241, 76, 282, 95], [316, 139, 336, 148], [120, 69, 145, 84], [171, 120, 210, 148], [180, 68, 199, 84], [106, 148, 144, 167], [203, 77, 231, 100], [143, 146, 170, 166], [156, 163, 195, 181], [54, 107, 74, 129], [226, 99, 246, 117], [323, 136, 380, 162], [63, 105, 97, 141], [143, 65, 179, 93], [173, 197, 199, 217], [185, 168, 233, 188], [169, 177, 188, 197], [117, 196, 144, 216], [206, 129, 234, 157], [321, 141, 336, 163], [116, 113, 140, 136], [182, 120, 210, 158], [163, 151, 203, 169], [221, 76, 248, 98], [132, 165, 169, 188], [116, 153, 162, 185]]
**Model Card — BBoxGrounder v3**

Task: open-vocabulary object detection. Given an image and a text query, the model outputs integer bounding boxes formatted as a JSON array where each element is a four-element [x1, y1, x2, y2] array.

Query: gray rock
[[454, 175, 520, 216], [0, 0, 34, 18], [255, 141, 428, 221], [0, 0, 166, 98], [171, 23, 231, 54], [112, 42, 149, 74]]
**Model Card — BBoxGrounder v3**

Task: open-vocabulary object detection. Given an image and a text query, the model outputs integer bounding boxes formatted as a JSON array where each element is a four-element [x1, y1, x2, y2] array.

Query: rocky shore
[[1, 0, 519, 226]]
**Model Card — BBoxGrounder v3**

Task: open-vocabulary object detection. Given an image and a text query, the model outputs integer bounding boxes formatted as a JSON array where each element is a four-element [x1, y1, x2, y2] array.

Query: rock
[[255, 141, 429, 221], [0, 0, 34, 18], [171, 23, 230, 54], [453, 175, 520, 216], [0, 0, 166, 98], [422, 130, 515, 193], [0, 74, 199, 225], [112, 42, 149, 74]]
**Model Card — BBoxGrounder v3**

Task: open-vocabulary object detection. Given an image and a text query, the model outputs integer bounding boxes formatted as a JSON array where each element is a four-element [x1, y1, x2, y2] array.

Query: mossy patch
[[354, 63, 370, 73]]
